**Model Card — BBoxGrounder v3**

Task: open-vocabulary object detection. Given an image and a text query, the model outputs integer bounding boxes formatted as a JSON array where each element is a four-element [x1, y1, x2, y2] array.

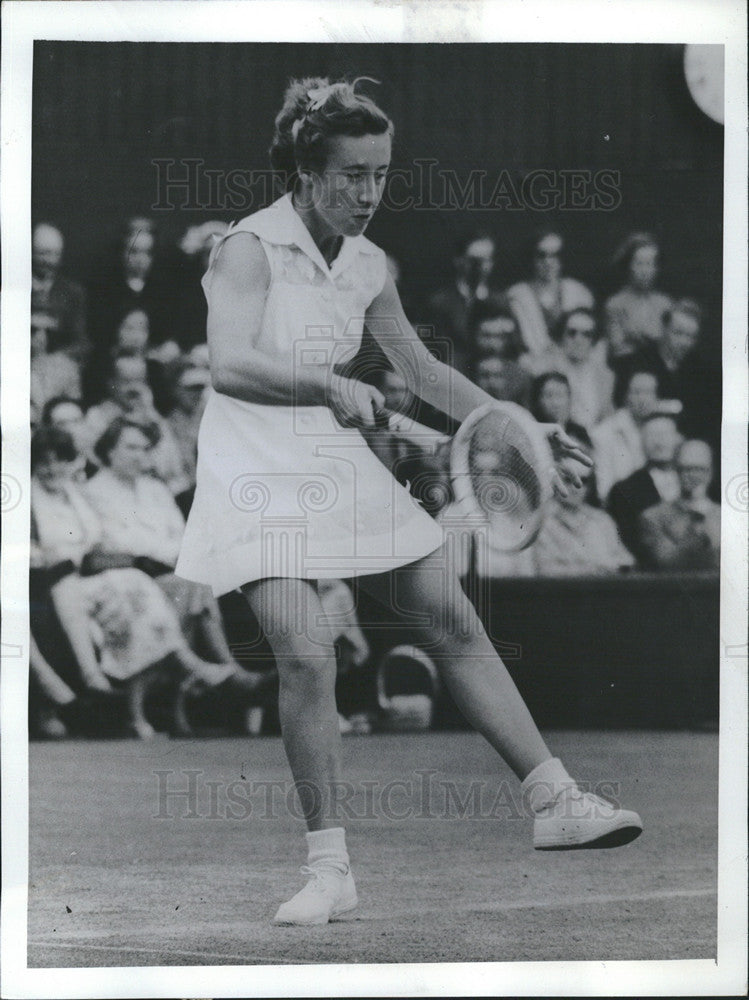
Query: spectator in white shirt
[[533, 440, 634, 576], [503, 230, 594, 358], [606, 414, 682, 560], [590, 368, 659, 501], [84, 351, 190, 495], [522, 307, 614, 429]]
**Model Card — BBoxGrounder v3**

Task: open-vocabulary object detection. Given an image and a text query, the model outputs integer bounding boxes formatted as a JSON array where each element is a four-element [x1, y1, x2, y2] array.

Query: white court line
[[27, 886, 717, 964]]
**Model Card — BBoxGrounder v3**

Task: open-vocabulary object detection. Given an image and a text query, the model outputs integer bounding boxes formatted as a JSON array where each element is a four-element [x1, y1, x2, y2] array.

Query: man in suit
[[31, 223, 89, 363], [638, 439, 720, 571], [424, 233, 504, 375], [616, 298, 711, 440], [606, 414, 682, 560]]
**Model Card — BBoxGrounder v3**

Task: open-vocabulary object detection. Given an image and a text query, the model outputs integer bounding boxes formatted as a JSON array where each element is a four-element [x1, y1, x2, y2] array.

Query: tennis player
[[176, 77, 642, 926]]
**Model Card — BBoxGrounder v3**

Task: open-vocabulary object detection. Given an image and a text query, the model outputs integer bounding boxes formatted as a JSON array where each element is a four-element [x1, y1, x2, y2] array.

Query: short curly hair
[[612, 231, 660, 276], [93, 416, 161, 467], [269, 76, 394, 192], [31, 426, 78, 471]]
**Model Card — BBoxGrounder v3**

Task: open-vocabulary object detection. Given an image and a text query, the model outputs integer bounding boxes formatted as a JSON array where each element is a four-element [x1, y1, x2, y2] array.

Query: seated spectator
[[165, 359, 211, 498], [29, 632, 77, 739], [86, 217, 182, 393], [533, 442, 635, 576], [522, 308, 614, 429], [607, 414, 682, 560], [112, 308, 176, 414], [471, 303, 524, 358], [437, 443, 536, 578], [503, 230, 594, 359], [112, 306, 149, 353], [529, 372, 590, 445], [424, 233, 503, 374], [41, 395, 96, 480], [84, 351, 190, 495], [638, 439, 720, 571], [616, 299, 704, 429], [590, 369, 660, 501], [30, 426, 244, 737], [362, 371, 451, 517], [84, 418, 260, 699], [604, 232, 672, 368], [472, 353, 531, 409], [88, 218, 158, 353], [30, 312, 82, 411], [31, 222, 89, 362], [469, 305, 530, 407]]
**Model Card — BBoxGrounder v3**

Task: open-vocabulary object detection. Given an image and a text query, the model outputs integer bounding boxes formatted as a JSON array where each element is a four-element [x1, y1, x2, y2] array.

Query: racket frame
[[449, 400, 555, 553]]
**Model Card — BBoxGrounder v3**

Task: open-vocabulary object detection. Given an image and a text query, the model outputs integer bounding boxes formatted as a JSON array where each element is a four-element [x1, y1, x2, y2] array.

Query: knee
[[422, 588, 484, 651], [276, 643, 337, 692]]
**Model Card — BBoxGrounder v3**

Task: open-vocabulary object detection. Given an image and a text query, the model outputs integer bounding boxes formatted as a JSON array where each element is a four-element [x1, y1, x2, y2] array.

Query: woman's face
[[561, 312, 596, 363], [34, 453, 74, 490], [49, 401, 89, 452], [305, 132, 391, 237], [116, 310, 150, 352], [532, 233, 563, 282], [629, 245, 658, 291], [538, 379, 571, 423], [123, 230, 154, 280], [474, 317, 516, 358], [107, 426, 152, 480], [625, 372, 658, 421]]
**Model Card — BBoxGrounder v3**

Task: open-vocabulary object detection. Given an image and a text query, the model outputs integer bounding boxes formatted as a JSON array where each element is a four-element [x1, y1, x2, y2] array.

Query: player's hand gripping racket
[[377, 401, 587, 552]]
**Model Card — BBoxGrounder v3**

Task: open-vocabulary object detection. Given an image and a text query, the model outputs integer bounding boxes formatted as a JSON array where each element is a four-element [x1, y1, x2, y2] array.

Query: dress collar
[[246, 192, 377, 280]]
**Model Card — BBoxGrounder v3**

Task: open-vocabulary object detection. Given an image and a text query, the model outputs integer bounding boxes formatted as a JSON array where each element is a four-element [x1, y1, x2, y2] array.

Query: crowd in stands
[[28, 216, 721, 739]]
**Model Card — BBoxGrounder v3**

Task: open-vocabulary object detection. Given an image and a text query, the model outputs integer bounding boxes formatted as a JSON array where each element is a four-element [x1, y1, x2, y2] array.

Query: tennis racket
[[379, 401, 555, 552]]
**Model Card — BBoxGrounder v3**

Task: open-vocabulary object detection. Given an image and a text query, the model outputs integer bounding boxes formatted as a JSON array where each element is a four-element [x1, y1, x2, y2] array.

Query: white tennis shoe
[[273, 861, 358, 925], [532, 786, 643, 850]]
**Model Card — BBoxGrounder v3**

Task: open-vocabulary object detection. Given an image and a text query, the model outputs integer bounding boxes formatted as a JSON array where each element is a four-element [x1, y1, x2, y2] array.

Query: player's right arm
[[209, 232, 324, 405], [208, 232, 382, 423]]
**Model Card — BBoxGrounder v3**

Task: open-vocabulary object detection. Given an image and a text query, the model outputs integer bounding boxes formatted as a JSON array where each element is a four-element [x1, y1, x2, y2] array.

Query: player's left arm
[[365, 272, 591, 488], [365, 271, 490, 424]]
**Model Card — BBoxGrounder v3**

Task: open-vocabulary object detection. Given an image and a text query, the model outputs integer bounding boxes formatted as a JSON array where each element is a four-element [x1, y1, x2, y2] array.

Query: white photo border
[[2, 1, 746, 996]]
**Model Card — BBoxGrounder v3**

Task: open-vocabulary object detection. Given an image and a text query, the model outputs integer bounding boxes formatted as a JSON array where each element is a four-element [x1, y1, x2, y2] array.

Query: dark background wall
[[33, 41, 723, 337]]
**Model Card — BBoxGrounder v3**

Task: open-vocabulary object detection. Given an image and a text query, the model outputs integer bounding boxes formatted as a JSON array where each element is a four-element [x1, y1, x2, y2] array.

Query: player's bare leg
[[243, 578, 357, 924], [358, 546, 643, 849], [358, 548, 550, 776]]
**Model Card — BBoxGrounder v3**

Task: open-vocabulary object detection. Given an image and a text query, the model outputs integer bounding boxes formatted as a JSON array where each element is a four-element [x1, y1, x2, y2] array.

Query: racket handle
[[373, 407, 451, 452]]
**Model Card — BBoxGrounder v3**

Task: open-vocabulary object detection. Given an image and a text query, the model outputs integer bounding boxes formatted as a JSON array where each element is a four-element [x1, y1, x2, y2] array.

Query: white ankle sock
[[306, 827, 349, 869], [521, 757, 576, 813]]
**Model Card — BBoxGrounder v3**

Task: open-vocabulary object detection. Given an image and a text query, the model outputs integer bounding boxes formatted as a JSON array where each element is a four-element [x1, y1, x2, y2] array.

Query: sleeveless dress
[[175, 193, 445, 596]]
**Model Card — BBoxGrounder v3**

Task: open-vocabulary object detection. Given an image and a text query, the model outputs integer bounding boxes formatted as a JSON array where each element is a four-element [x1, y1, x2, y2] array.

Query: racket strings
[[467, 412, 543, 532]]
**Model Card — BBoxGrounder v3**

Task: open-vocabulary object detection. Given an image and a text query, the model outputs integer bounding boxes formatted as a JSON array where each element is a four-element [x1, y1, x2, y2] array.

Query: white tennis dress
[[176, 193, 445, 596]]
